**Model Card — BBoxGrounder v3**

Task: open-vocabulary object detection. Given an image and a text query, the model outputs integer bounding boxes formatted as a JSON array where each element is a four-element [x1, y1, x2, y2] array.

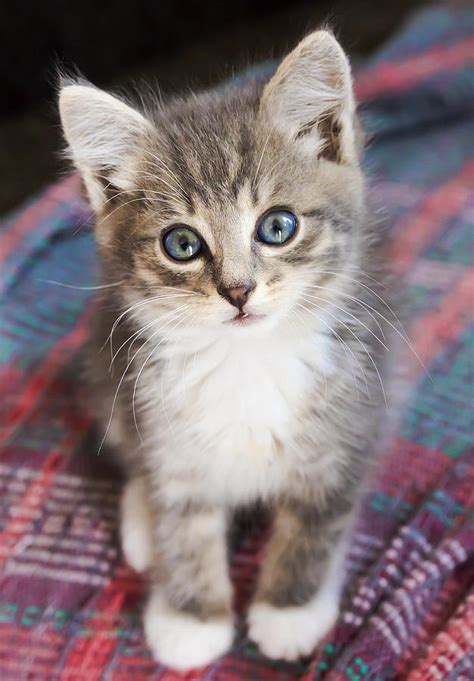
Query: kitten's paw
[[247, 593, 338, 661], [144, 589, 234, 671], [120, 477, 154, 573]]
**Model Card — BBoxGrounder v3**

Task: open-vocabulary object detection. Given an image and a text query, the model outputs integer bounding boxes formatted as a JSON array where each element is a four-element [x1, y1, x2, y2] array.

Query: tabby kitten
[[59, 31, 392, 670]]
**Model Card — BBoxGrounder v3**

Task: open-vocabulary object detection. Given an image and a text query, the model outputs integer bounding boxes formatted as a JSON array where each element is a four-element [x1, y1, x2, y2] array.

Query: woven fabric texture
[[0, 4, 473, 680]]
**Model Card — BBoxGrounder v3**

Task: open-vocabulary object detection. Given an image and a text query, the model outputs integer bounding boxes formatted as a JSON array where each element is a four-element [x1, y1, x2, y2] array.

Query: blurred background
[[0, 0, 433, 217]]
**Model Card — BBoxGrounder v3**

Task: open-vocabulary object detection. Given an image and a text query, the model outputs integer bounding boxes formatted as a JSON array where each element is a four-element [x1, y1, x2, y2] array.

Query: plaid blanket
[[1, 4, 473, 680]]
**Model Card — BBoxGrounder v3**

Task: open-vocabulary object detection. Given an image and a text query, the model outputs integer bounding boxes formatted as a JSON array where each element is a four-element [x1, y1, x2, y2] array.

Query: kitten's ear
[[59, 82, 152, 211], [260, 31, 357, 164]]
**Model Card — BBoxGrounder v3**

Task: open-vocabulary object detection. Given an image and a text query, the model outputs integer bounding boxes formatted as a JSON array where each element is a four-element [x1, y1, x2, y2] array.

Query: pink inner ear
[[314, 116, 342, 163]]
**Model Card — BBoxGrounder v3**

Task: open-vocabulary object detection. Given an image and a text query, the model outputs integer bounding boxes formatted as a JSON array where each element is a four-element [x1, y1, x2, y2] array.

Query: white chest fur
[[143, 325, 332, 505]]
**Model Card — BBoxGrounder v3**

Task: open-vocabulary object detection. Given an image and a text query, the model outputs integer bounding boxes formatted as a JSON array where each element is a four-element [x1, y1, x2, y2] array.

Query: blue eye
[[257, 210, 297, 245], [163, 225, 202, 261]]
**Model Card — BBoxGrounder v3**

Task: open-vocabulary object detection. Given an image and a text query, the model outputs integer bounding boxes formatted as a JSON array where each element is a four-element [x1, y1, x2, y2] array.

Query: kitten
[[59, 31, 393, 670]]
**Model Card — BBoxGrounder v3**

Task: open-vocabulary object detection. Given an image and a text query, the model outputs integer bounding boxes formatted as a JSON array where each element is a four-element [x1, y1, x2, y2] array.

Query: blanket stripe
[[355, 36, 474, 100]]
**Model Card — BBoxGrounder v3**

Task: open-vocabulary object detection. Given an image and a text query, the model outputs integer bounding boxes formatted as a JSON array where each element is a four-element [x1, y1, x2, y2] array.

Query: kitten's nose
[[219, 283, 255, 311]]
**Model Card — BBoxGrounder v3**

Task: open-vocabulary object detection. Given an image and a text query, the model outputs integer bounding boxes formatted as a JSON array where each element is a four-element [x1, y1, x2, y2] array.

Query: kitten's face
[[110, 126, 363, 337], [60, 31, 364, 338]]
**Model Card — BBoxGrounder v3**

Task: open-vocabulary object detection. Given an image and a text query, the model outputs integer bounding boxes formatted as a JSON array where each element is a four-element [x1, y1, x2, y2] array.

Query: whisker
[[145, 284, 205, 297], [92, 176, 173, 210], [160, 357, 174, 440], [38, 279, 125, 291], [312, 263, 388, 289], [181, 351, 189, 404], [135, 168, 186, 202], [126, 303, 194, 363], [102, 292, 195, 358], [132, 308, 192, 444], [97, 304, 192, 455], [291, 307, 329, 405], [306, 280, 429, 378], [94, 185, 141, 209], [297, 302, 365, 400], [137, 158, 184, 188], [97, 320, 169, 456], [120, 146, 189, 204], [305, 282, 387, 341], [252, 129, 273, 191], [96, 196, 152, 225], [301, 290, 389, 351], [301, 295, 388, 407], [315, 269, 409, 341], [257, 154, 289, 192], [101, 185, 178, 209], [109, 303, 191, 372], [132, 146, 189, 197]]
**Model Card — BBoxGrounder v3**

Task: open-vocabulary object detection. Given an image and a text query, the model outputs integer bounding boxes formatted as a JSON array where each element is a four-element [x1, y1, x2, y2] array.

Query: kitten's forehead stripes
[[302, 206, 353, 233], [161, 133, 202, 211], [145, 89, 266, 210]]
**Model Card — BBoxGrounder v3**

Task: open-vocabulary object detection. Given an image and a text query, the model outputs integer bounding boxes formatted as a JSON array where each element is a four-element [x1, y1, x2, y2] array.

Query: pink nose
[[219, 283, 255, 311]]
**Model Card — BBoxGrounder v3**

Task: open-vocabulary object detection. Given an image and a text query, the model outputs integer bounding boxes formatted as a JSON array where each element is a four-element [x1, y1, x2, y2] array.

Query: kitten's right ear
[[59, 82, 152, 211], [260, 31, 357, 164]]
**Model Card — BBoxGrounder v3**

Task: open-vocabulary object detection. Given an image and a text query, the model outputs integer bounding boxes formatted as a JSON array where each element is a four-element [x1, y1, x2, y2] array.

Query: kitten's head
[[59, 31, 366, 339]]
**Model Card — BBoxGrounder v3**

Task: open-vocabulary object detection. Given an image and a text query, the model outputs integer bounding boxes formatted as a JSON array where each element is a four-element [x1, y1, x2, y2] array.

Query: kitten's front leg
[[143, 499, 234, 671], [121, 476, 155, 573], [248, 498, 352, 661]]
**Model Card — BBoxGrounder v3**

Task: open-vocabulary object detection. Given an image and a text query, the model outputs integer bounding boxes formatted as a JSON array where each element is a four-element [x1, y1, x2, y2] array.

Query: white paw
[[144, 589, 234, 671], [247, 593, 338, 661], [120, 477, 154, 573]]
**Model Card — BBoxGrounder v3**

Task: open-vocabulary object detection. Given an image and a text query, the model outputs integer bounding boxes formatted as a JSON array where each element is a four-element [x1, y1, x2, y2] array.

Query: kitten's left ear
[[260, 31, 357, 164], [59, 81, 153, 211]]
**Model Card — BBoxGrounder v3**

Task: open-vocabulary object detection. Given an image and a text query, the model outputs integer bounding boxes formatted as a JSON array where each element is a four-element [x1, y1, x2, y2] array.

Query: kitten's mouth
[[228, 312, 264, 326]]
